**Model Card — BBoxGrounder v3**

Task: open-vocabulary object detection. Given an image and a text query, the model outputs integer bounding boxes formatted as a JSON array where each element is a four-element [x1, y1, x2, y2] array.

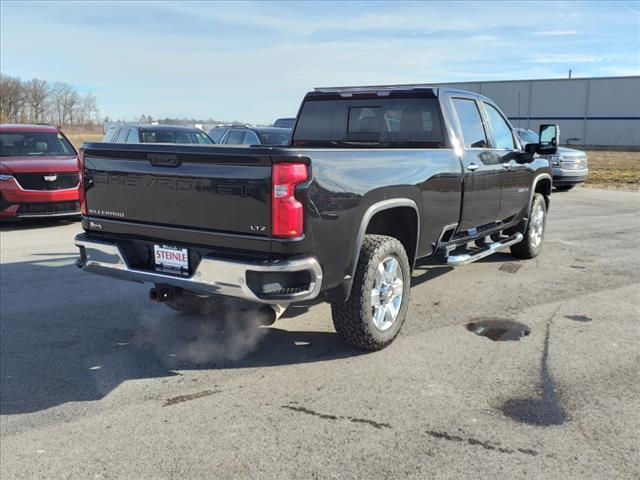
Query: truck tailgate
[[82, 144, 272, 236]]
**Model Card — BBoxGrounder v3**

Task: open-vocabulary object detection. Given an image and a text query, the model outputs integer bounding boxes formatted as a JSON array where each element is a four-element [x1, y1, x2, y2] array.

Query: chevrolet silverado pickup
[[75, 86, 558, 350]]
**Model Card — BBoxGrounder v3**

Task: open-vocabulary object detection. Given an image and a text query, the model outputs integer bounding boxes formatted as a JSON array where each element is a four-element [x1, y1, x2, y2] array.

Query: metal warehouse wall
[[429, 76, 640, 147]]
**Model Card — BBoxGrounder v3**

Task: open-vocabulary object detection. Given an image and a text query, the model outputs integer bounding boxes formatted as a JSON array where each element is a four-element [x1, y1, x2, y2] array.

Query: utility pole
[[568, 69, 572, 79]]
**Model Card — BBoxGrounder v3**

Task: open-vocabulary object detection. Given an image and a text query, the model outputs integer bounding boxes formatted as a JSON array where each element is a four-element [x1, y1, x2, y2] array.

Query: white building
[[426, 76, 639, 148]]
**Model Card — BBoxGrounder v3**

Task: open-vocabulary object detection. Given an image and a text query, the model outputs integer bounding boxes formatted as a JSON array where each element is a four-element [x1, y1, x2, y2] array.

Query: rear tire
[[555, 185, 575, 191], [510, 193, 546, 259], [331, 235, 411, 351]]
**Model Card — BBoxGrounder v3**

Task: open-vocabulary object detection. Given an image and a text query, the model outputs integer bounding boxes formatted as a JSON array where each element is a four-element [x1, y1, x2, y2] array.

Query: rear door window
[[452, 98, 488, 148], [103, 127, 117, 142], [114, 128, 129, 143], [126, 129, 139, 143], [242, 131, 261, 145], [208, 128, 227, 143], [259, 132, 290, 145], [225, 130, 245, 144]]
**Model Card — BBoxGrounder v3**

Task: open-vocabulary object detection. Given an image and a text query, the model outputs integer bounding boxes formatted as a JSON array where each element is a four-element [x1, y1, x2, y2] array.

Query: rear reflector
[[272, 163, 307, 238], [78, 150, 87, 215]]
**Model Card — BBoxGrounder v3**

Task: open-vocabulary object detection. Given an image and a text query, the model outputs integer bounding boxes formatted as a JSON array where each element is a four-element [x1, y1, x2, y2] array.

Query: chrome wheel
[[371, 256, 404, 331], [530, 202, 545, 248]]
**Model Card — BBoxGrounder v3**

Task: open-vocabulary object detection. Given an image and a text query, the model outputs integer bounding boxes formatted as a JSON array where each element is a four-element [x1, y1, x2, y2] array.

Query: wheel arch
[[344, 198, 420, 300], [533, 174, 552, 210], [514, 173, 551, 235]]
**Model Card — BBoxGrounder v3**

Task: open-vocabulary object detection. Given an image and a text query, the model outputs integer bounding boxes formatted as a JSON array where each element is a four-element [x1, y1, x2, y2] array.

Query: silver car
[[516, 128, 588, 191]]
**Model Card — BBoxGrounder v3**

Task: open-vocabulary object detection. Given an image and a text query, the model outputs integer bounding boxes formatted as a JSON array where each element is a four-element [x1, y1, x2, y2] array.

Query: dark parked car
[[515, 128, 588, 190], [208, 125, 291, 146], [1, 124, 80, 219], [273, 118, 296, 128], [103, 124, 214, 145], [76, 86, 557, 351]]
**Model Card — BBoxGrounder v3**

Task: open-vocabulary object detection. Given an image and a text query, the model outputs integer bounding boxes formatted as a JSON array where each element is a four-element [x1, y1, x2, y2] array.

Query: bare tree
[[23, 78, 50, 122], [2, 72, 101, 127], [49, 81, 70, 125], [0, 74, 24, 122], [64, 90, 80, 124], [80, 92, 98, 125], [49, 82, 70, 125], [49, 81, 83, 125]]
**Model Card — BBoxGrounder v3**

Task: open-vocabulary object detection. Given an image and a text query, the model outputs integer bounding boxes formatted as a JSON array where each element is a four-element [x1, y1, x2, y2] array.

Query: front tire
[[510, 193, 547, 259], [331, 235, 411, 351]]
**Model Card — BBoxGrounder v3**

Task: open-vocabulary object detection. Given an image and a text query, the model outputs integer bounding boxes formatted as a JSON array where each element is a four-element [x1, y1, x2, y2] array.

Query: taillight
[[78, 150, 87, 215], [272, 162, 307, 238]]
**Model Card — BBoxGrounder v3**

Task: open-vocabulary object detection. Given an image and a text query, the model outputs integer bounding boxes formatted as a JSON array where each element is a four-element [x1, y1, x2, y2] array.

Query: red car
[[0, 124, 80, 219]]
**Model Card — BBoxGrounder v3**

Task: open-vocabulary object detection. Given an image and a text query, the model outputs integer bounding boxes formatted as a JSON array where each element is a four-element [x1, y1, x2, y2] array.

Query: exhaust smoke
[[137, 296, 273, 364]]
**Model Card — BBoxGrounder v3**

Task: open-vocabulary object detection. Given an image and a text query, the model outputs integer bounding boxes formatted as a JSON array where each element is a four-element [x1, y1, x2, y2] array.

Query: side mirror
[[515, 143, 536, 163], [538, 124, 559, 154]]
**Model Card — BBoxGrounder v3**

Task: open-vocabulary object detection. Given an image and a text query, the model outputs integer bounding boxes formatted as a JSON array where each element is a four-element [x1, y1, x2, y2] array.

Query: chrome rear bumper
[[75, 234, 323, 304]]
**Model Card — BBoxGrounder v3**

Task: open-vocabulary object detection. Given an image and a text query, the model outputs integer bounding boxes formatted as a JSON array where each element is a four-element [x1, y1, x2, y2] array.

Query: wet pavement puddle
[[466, 318, 531, 341]]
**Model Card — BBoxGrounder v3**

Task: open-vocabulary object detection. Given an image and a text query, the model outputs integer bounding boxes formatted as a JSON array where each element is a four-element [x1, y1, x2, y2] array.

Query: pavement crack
[[349, 417, 392, 430], [163, 389, 220, 407], [282, 405, 338, 420], [426, 430, 537, 456], [282, 405, 391, 429]]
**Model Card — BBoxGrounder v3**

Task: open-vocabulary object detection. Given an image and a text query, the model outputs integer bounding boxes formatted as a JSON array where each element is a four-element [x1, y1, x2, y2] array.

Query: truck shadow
[[0, 258, 362, 415], [0, 217, 80, 232], [412, 257, 454, 287]]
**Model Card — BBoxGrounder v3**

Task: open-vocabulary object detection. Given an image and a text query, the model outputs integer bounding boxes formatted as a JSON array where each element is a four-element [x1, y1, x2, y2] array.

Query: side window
[[452, 98, 488, 148], [208, 128, 227, 143], [103, 127, 117, 142], [114, 128, 129, 143], [225, 130, 245, 144], [483, 103, 516, 150], [242, 131, 260, 145], [126, 129, 139, 143]]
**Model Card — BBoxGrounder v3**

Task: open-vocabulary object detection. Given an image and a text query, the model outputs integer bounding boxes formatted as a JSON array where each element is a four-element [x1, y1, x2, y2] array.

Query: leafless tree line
[[0, 73, 99, 126]]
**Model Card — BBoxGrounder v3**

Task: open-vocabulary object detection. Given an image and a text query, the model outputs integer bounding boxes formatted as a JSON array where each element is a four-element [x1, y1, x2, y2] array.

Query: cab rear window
[[293, 96, 445, 148], [140, 130, 213, 144]]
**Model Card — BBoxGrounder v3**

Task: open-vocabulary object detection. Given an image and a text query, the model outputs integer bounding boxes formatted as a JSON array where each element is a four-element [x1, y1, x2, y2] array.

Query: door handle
[[467, 163, 479, 172]]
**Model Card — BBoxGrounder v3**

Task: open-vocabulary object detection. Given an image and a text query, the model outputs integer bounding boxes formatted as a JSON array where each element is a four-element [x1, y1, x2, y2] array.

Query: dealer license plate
[[154, 244, 189, 272]]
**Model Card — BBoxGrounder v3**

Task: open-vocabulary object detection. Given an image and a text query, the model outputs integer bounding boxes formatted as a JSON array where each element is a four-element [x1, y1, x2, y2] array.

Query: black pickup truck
[[75, 86, 558, 350]]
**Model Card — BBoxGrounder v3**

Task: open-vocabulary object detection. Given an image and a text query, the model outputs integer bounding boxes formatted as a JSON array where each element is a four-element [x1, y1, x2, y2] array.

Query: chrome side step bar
[[446, 233, 524, 266]]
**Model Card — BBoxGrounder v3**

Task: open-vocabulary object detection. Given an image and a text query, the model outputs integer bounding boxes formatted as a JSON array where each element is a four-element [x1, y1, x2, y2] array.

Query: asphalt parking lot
[[1, 188, 639, 479]]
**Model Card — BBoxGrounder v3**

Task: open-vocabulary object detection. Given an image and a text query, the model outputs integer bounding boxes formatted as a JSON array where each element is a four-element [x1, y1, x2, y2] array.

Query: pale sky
[[2, 0, 639, 124]]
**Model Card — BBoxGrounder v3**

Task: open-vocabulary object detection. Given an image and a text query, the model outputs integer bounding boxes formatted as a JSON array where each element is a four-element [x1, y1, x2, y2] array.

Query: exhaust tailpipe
[[149, 285, 176, 303], [255, 304, 288, 326]]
